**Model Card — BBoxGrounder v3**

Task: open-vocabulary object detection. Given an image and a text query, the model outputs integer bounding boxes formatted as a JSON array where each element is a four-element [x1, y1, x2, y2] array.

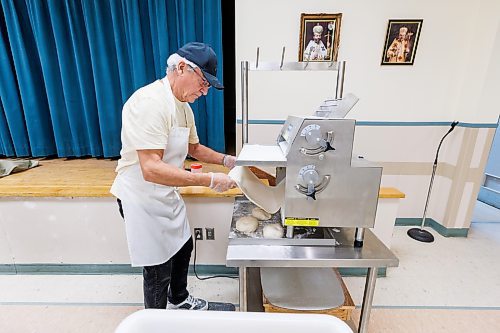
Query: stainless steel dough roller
[[235, 115, 382, 247]]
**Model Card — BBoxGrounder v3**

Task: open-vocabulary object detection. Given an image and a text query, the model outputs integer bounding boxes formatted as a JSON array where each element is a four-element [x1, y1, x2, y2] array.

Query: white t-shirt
[[116, 79, 199, 173]]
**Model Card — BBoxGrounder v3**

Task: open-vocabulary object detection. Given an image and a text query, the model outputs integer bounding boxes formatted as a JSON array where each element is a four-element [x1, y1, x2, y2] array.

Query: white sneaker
[[167, 295, 208, 310]]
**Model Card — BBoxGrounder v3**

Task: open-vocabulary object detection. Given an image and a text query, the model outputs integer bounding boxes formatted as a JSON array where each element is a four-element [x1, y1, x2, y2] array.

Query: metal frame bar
[[238, 266, 247, 312], [241, 61, 249, 145], [335, 60, 346, 100], [359, 267, 378, 333], [248, 61, 338, 71], [240, 59, 347, 146]]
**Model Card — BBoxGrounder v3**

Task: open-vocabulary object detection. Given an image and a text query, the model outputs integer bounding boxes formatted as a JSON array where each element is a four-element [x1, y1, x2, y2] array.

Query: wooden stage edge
[[0, 158, 405, 199]]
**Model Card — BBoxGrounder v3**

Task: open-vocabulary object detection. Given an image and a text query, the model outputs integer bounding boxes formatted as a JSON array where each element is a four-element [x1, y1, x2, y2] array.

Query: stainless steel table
[[226, 228, 398, 333]]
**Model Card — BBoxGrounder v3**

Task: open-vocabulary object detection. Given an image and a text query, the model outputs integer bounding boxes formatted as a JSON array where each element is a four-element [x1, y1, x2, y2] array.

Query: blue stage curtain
[[0, 0, 224, 157]]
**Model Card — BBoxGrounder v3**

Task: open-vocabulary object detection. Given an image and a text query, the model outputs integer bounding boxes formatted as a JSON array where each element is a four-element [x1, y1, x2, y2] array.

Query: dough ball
[[263, 224, 284, 239], [252, 207, 272, 221], [235, 216, 259, 233]]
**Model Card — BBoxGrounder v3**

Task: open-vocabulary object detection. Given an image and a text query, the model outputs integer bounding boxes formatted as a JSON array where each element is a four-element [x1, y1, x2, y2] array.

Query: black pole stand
[[408, 121, 459, 243]]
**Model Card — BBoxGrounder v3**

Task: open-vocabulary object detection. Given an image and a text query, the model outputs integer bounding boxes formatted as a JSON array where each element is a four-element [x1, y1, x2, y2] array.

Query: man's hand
[[209, 172, 237, 193], [223, 155, 237, 169]]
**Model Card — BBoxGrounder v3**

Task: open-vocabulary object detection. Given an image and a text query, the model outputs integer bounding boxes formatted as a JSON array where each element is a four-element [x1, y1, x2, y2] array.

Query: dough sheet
[[229, 166, 285, 214]]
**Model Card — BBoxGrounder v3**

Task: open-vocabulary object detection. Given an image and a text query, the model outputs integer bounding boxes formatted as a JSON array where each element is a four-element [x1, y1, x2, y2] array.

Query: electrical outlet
[[194, 228, 203, 240], [205, 228, 215, 240]]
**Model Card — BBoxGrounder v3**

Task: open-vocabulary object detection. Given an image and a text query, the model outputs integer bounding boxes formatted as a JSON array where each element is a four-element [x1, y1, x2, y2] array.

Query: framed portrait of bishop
[[299, 13, 342, 62], [381, 19, 423, 65]]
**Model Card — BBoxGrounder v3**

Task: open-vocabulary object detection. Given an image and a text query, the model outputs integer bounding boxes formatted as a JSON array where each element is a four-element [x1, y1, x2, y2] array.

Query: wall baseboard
[[395, 218, 469, 237], [338, 267, 386, 277], [0, 264, 238, 276], [235, 119, 498, 128], [0, 264, 388, 278]]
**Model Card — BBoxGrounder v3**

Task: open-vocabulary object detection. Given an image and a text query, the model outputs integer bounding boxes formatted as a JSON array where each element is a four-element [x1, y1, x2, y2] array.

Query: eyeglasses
[[187, 65, 210, 88]]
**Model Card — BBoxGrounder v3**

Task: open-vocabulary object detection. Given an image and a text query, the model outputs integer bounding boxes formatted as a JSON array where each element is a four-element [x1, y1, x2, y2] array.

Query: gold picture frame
[[299, 13, 342, 62]]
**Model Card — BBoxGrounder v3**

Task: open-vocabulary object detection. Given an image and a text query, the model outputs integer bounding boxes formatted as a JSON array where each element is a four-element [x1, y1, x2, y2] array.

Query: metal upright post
[[335, 60, 346, 99], [358, 267, 378, 333], [241, 61, 249, 146], [354, 227, 365, 247], [239, 266, 248, 311]]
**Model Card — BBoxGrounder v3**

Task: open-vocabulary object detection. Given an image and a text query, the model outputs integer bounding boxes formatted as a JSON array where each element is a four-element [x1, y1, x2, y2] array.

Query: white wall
[[236, 0, 500, 123], [0, 198, 130, 265], [234, 0, 500, 229], [0, 197, 234, 266], [0, 196, 401, 267], [456, 0, 500, 123]]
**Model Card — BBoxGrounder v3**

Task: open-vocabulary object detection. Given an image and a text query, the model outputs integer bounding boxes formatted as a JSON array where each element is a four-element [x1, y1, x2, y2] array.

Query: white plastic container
[[115, 309, 353, 333]]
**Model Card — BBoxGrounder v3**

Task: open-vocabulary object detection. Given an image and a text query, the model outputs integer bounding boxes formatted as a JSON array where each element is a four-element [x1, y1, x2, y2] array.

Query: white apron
[[111, 79, 191, 267]]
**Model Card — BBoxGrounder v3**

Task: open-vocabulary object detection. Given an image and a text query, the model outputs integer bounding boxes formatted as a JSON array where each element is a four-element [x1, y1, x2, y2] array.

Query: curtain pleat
[[0, 0, 225, 157], [201, 0, 224, 151], [0, 99, 15, 155], [1, 0, 56, 156], [0, 7, 29, 156]]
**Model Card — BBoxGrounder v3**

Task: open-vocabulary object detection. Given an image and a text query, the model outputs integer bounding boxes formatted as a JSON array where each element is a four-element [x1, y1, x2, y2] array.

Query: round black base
[[407, 228, 434, 243], [354, 240, 363, 248]]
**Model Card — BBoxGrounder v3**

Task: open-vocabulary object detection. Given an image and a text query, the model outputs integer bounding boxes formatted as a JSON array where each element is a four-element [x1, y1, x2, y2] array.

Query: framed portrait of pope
[[381, 19, 423, 65], [299, 13, 342, 62]]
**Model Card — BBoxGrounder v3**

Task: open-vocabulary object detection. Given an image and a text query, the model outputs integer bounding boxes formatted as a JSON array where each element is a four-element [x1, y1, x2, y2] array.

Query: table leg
[[358, 267, 377, 333], [239, 266, 247, 312]]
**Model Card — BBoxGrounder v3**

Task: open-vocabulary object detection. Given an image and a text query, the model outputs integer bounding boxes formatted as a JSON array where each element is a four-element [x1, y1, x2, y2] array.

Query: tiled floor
[[471, 200, 500, 223], [0, 305, 141, 333], [0, 275, 237, 306], [344, 223, 500, 308], [350, 308, 500, 333], [1, 202, 499, 332]]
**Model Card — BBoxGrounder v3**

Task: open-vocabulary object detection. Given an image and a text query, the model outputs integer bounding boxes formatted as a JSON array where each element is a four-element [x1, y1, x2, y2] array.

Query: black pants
[[117, 199, 192, 309]]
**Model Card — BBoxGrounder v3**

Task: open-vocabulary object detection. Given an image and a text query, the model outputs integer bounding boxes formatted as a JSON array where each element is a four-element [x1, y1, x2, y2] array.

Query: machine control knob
[[302, 168, 319, 185], [300, 126, 335, 156], [299, 165, 319, 183], [301, 124, 322, 147], [298, 165, 319, 200]]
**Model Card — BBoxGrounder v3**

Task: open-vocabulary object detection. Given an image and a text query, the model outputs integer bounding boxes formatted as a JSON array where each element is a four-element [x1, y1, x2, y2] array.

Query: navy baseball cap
[[176, 42, 224, 90]]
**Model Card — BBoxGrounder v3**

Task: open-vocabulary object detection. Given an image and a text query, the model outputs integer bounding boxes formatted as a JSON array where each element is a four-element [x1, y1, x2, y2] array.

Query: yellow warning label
[[284, 217, 320, 227]]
